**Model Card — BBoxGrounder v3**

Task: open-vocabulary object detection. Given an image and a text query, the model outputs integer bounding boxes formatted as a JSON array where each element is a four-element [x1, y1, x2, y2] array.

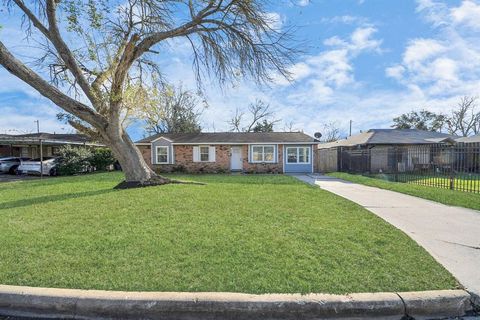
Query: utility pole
[[349, 120, 352, 137], [40, 139, 43, 179], [34, 120, 40, 133]]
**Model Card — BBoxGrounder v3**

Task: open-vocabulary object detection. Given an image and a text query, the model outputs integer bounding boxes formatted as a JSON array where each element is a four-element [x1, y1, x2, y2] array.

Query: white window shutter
[[209, 146, 216, 162], [193, 146, 200, 162]]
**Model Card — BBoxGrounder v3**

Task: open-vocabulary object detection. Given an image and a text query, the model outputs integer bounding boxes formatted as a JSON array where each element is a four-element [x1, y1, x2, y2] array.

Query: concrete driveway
[[295, 175, 480, 301]]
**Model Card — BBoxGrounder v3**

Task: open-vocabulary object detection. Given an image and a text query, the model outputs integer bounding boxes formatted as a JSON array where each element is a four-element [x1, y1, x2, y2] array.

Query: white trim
[[285, 146, 311, 164], [208, 146, 216, 162], [171, 145, 175, 164], [151, 136, 174, 143], [171, 142, 317, 145], [155, 146, 170, 164], [250, 144, 276, 163], [193, 146, 200, 162], [311, 146, 314, 173], [199, 145, 210, 162], [192, 145, 216, 162]]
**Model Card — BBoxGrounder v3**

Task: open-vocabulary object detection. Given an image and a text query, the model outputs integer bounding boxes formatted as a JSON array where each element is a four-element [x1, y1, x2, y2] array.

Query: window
[[200, 146, 209, 162], [251, 145, 275, 163], [156, 146, 169, 164], [193, 146, 215, 162], [286, 147, 310, 164]]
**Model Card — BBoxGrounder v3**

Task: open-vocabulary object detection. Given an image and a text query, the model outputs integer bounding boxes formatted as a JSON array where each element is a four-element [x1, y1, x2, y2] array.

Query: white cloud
[[450, 0, 480, 30], [385, 65, 405, 80], [264, 12, 284, 31], [403, 38, 446, 67], [389, 0, 480, 97], [350, 27, 382, 52], [297, 0, 310, 7], [321, 15, 369, 25], [415, 0, 449, 26]]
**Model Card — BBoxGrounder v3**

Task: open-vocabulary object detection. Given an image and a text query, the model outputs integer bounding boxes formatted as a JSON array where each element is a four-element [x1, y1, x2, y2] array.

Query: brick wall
[[0, 145, 11, 157], [137, 145, 152, 167], [242, 144, 283, 173], [137, 144, 285, 173]]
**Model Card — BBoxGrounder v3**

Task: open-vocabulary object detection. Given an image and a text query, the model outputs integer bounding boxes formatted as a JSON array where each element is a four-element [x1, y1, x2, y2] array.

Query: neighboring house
[[456, 134, 480, 144], [135, 132, 319, 173], [317, 129, 457, 173], [0, 133, 103, 158], [455, 135, 480, 172]]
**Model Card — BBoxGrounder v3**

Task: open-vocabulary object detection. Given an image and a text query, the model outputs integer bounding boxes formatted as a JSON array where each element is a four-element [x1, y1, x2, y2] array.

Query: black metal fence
[[337, 142, 480, 193]]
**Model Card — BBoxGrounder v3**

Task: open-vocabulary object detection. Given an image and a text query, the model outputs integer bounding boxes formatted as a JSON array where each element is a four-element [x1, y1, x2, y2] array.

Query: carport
[[0, 133, 104, 177], [0, 133, 102, 158]]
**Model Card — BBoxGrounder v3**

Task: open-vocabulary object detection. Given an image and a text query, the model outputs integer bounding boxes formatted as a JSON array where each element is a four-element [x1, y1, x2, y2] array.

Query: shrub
[[172, 165, 186, 173], [56, 145, 92, 175], [89, 148, 116, 171]]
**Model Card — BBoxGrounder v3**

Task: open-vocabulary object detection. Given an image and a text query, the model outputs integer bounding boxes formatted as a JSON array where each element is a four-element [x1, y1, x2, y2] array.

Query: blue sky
[[1, 0, 480, 140]]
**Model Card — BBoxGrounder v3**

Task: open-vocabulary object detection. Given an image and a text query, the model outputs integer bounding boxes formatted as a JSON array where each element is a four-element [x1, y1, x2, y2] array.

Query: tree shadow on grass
[[167, 174, 302, 186], [0, 189, 116, 210]]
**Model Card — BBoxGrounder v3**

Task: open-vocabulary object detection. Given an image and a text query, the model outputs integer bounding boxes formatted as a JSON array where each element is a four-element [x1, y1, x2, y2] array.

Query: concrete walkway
[[295, 174, 480, 300]]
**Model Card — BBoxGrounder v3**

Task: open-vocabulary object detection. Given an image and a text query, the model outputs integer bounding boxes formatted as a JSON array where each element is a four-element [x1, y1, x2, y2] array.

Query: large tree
[[228, 99, 280, 132], [392, 109, 446, 132], [319, 122, 341, 142], [446, 96, 480, 137], [0, 0, 295, 185], [131, 84, 204, 135]]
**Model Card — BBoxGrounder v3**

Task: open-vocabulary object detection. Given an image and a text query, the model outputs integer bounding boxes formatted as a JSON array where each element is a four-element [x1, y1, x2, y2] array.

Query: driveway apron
[[294, 174, 480, 300]]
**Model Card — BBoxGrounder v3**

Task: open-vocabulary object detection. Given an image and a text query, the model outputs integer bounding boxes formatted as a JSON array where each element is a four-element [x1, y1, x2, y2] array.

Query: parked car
[[0, 157, 31, 174], [17, 157, 60, 176]]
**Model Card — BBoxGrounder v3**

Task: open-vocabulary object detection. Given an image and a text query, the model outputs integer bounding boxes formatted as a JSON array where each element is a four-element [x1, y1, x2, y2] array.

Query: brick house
[[135, 132, 319, 173]]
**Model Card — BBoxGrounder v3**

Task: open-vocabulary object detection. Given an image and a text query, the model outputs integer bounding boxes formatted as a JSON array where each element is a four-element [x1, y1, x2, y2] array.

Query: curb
[[0, 285, 473, 320]]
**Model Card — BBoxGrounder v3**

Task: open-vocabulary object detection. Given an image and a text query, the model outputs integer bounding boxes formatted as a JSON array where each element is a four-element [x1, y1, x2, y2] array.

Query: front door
[[230, 147, 242, 171]]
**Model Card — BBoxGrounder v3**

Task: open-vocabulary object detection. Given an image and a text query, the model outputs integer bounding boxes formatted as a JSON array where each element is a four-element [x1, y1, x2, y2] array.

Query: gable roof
[[136, 132, 318, 144], [318, 129, 457, 149]]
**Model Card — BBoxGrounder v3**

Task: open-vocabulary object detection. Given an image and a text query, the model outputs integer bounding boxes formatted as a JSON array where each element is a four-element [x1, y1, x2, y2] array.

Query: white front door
[[230, 147, 242, 171]]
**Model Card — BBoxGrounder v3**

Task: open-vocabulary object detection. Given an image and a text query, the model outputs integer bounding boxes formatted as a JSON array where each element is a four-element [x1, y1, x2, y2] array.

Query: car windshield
[[0, 157, 17, 161]]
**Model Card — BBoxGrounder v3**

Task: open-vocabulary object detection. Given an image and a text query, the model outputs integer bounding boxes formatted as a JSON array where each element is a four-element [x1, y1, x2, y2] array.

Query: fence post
[[449, 145, 454, 190], [394, 146, 398, 182]]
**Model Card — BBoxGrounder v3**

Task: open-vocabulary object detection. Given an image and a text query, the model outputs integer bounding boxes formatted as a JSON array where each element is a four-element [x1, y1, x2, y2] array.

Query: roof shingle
[[136, 132, 318, 144], [318, 129, 458, 149]]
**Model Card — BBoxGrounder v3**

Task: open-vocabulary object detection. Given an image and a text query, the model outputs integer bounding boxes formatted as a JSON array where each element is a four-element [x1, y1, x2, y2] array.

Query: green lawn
[[368, 173, 480, 193], [0, 173, 458, 294], [328, 172, 480, 211]]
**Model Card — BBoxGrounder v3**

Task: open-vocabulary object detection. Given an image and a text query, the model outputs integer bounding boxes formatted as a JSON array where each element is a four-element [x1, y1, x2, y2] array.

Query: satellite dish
[[314, 132, 322, 139]]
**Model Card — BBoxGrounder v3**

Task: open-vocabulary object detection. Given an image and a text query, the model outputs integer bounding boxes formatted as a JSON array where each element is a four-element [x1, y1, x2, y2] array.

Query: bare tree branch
[[0, 41, 106, 129]]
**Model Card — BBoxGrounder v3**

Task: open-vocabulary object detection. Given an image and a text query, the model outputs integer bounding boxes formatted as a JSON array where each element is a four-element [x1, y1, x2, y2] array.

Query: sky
[[1, 0, 480, 140]]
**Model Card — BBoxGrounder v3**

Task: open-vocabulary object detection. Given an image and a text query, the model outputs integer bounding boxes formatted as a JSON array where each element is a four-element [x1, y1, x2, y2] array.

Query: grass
[[328, 172, 480, 211], [368, 173, 480, 193], [0, 172, 458, 294]]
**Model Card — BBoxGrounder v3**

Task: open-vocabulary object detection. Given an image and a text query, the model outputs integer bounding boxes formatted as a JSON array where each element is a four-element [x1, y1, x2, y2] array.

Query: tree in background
[[392, 110, 446, 132], [320, 122, 341, 142], [130, 84, 204, 135], [229, 100, 280, 132], [391, 96, 480, 136], [446, 96, 480, 137], [0, 0, 296, 186]]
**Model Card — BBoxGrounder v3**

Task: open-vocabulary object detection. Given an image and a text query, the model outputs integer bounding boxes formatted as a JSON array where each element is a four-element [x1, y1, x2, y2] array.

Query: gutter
[[0, 285, 474, 320]]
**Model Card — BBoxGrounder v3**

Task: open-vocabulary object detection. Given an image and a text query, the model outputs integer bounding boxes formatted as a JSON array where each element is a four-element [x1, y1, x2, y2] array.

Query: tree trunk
[[103, 129, 169, 186]]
